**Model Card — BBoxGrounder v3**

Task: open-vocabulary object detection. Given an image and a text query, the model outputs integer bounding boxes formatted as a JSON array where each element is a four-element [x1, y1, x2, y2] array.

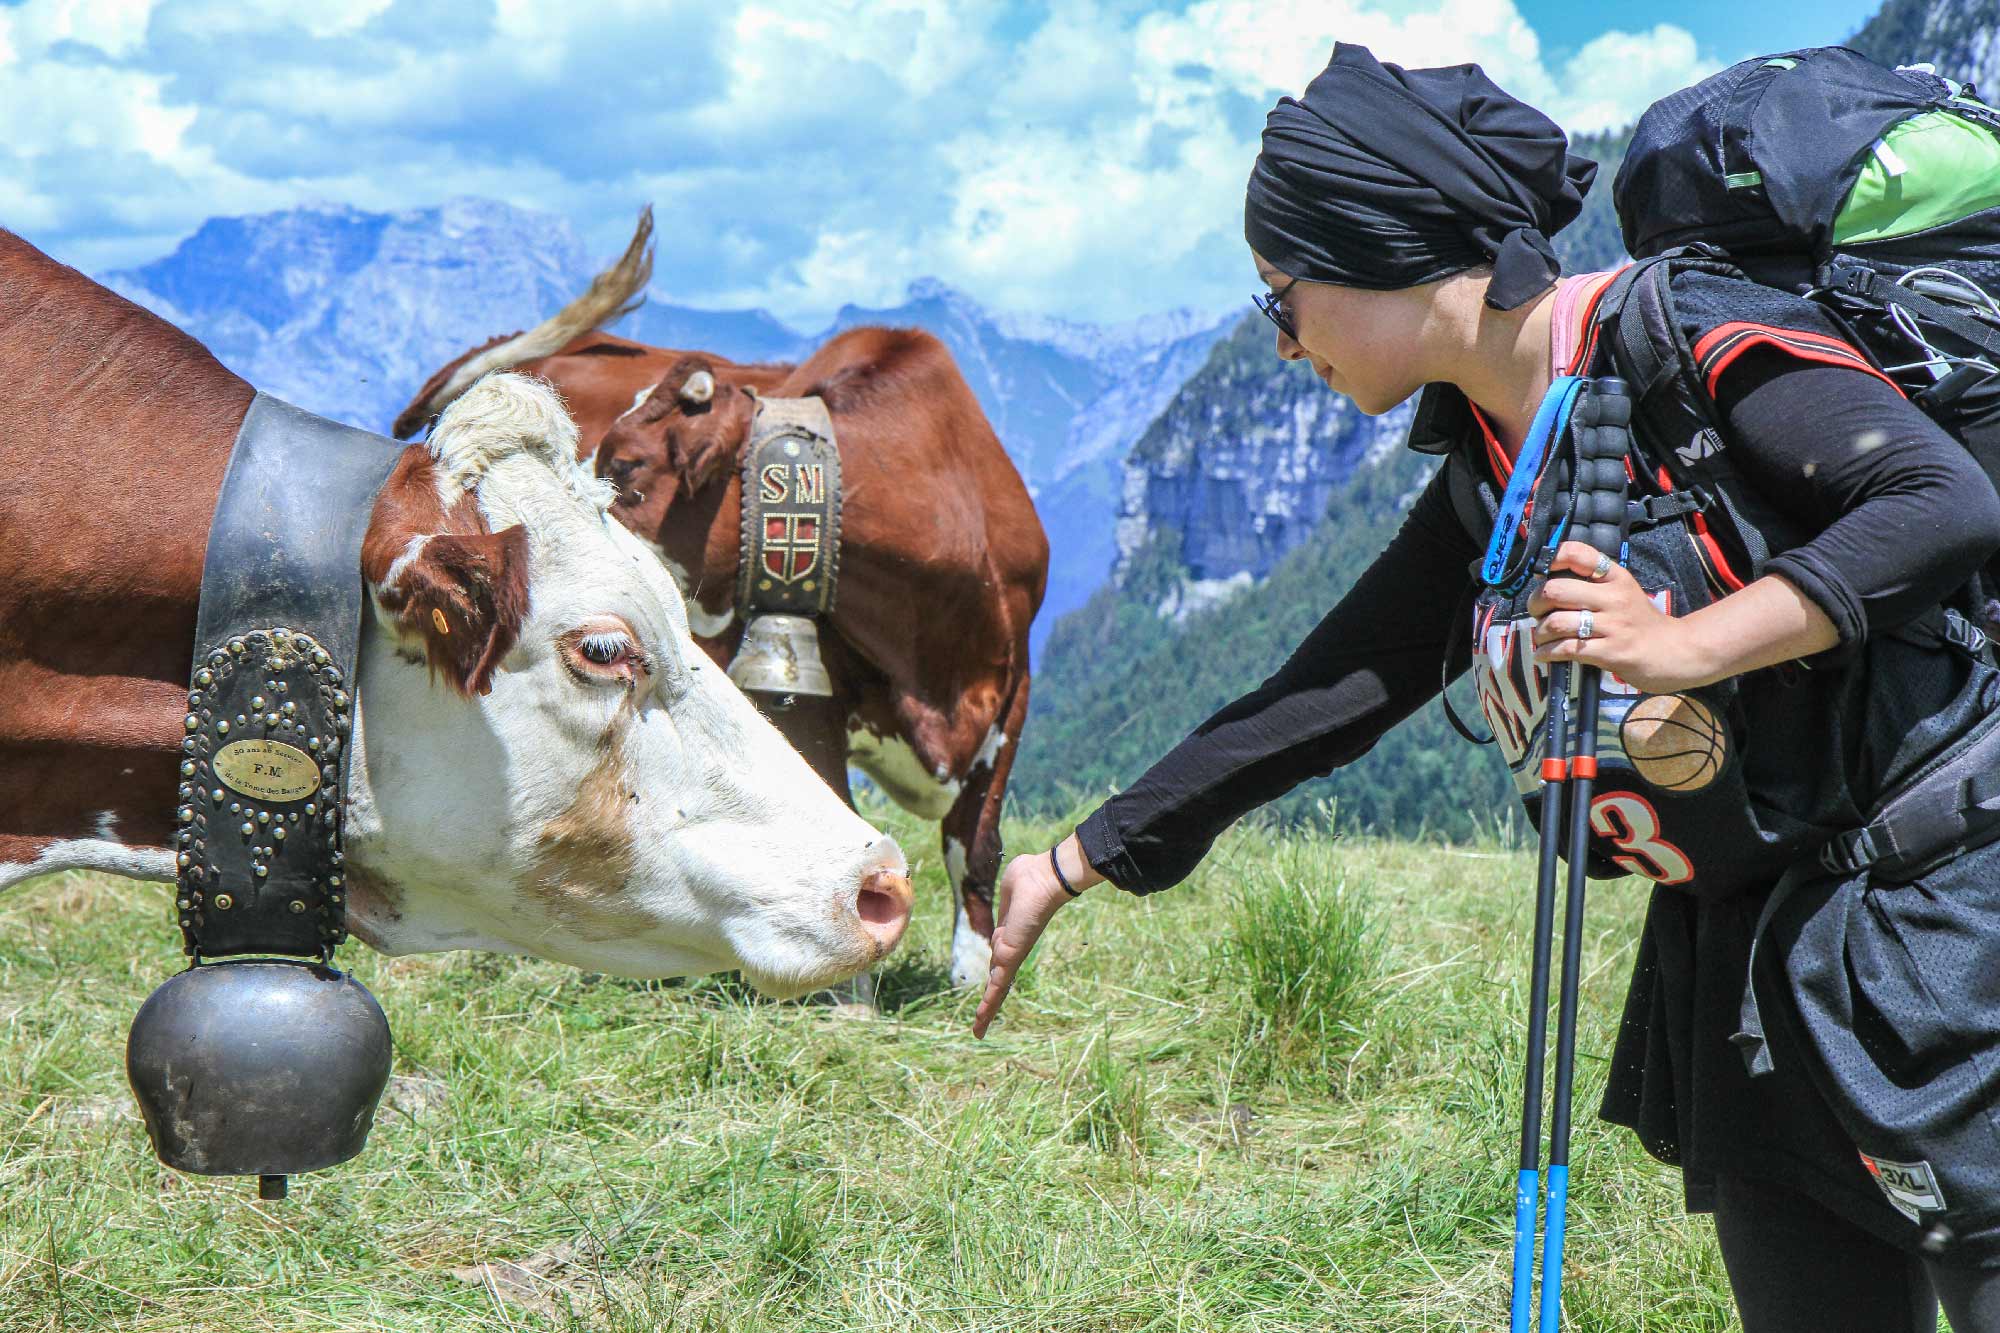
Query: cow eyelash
[[580, 632, 635, 666]]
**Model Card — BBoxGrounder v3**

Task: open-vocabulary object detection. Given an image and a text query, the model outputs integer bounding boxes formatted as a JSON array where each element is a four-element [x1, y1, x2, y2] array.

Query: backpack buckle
[[1830, 264, 1878, 298], [1819, 825, 1880, 875], [1626, 492, 1702, 530], [1944, 608, 1991, 658]]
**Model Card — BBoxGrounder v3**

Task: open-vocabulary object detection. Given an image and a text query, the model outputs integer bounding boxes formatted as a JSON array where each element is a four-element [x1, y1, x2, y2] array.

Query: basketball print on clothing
[[1620, 693, 1728, 793]]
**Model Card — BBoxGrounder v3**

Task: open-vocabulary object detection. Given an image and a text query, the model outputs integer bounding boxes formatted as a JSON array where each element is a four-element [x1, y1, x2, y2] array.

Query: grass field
[[0, 801, 1740, 1331]]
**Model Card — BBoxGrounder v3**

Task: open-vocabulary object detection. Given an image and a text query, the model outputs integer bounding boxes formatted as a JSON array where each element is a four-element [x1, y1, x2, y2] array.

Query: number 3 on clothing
[[1588, 792, 1695, 885]]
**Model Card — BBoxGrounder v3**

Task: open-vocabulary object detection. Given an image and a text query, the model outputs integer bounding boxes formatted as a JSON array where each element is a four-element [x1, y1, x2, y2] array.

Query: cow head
[[596, 356, 759, 538], [344, 373, 911, 996]]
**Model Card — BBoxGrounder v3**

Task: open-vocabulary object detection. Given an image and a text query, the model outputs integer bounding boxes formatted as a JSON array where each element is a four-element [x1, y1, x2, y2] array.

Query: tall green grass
[[1215, 840, 1377, 1089], [0, 803, 1736, 1331]]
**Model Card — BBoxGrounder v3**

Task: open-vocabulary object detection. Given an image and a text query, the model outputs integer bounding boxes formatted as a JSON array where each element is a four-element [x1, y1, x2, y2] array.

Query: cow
[[395, 214, 1049, 991], [0, 227, 915, 999]]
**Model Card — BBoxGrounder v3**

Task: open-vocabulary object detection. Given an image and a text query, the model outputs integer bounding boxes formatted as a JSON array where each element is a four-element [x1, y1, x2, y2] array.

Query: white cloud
[[1549, 24, 1718, 134], [4, 0, 1726, 322], [21, 0, 159, 60], [1142, 0, 1549, 100]]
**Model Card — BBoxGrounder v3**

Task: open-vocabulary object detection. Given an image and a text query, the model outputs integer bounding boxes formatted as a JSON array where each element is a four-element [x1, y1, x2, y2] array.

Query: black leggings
[[1714, 1176, 2000, 1332]]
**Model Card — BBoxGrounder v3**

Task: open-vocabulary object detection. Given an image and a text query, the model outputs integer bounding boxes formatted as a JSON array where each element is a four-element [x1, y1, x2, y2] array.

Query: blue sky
[[1515, 0, 1884, 66], [1, 0, 1906, 326]]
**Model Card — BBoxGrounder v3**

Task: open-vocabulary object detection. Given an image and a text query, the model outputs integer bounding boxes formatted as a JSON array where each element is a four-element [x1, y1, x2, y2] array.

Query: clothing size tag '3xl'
[[1860, 1151, 1948, 1222]]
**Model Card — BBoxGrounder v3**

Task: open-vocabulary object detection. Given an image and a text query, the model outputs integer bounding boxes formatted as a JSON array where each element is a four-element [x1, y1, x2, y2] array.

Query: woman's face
[[1253, 252, 1433, 415]]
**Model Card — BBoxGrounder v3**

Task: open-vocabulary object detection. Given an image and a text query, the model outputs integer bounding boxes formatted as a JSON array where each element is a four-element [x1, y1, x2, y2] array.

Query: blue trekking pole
[[1510, 653, 1571, 1331], [1489, 376, 1630, 1331], [1482, 374, 1584, 1332]]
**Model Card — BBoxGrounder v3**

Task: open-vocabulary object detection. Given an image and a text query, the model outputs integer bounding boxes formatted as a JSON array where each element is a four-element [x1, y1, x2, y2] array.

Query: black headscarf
[[1244, 43, 1597, 310]]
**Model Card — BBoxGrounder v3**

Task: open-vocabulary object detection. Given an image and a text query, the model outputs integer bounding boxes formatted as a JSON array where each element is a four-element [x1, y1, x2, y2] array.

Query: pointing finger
[[972, 961, 1019, 1038]]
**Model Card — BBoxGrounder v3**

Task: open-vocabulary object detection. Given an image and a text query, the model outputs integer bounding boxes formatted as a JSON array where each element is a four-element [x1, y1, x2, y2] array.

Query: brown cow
[[0, 226, 916, 998], [397, 227, 1049, 989]]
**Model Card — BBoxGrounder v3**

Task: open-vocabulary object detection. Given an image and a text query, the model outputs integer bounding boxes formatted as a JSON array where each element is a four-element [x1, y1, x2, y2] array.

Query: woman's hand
[[1529, 541, 1711, 692], [1529, 540, 1837, 692], [971, 836, 1098, 1038]]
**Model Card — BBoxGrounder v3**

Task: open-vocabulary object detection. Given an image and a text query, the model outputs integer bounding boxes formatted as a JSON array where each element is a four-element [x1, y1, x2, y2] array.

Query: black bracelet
[[1049, 846, 1081, 898]]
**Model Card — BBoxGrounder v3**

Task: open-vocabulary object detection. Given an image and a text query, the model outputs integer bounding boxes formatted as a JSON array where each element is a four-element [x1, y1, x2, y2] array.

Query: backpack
[[1599, 46, 2000, 608]]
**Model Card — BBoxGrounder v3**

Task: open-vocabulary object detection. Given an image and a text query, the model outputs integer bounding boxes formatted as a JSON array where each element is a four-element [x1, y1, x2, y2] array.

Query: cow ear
[[682, 384, 758, 488], [373, 527, 530, 696]]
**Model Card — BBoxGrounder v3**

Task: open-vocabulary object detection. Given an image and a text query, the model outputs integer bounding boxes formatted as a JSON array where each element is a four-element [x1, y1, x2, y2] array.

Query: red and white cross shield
[[762, 514, 820, 583]]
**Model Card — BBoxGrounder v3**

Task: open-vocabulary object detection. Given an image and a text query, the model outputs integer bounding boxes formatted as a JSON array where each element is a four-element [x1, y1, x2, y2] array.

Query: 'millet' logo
[[1676, 428, 1724, 468]]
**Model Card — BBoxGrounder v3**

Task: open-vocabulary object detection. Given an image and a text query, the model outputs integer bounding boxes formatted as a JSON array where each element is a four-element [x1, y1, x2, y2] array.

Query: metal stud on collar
[[175, 626, 352, 963]]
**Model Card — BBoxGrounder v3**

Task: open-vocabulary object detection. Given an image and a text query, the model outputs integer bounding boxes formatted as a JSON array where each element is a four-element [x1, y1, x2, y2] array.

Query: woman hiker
[[971, 42, 2000, 1332]]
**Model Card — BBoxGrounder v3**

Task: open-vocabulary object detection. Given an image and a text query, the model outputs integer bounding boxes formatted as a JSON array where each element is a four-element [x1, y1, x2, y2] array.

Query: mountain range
[[101, 198, 1233, 653], [1857, 0, 2000, 88]]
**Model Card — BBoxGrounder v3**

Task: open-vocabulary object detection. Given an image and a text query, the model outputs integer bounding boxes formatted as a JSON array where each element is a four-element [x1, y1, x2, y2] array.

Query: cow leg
[[940, 671, 1029, 989], [744, 689, 874, 1009]]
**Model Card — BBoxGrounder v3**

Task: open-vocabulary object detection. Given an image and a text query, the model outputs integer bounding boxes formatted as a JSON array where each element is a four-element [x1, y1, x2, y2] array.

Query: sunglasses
[[1254, 275, 1301, 341]]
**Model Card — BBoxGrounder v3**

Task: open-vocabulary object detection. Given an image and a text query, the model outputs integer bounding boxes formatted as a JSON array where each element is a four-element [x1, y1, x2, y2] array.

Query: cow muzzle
[[857, 866, 915, 958]]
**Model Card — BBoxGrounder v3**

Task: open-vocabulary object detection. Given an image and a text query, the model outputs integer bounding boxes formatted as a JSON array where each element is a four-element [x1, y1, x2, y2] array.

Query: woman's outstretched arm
[[1074, 466, 1479, 894], [973, 468, 1478, 1037]]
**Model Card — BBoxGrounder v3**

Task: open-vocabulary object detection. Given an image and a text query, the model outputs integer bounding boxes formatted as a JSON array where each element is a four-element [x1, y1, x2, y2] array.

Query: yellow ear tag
[[432, 609, 450, 635]]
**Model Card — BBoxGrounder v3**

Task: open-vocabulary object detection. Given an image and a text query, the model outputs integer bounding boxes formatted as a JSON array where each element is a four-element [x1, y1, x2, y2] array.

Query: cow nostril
[[856, 869, 913, 955]]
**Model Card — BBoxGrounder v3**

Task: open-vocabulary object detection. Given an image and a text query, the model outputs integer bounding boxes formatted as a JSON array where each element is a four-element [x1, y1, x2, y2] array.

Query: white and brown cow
[[0, 229, 913, 998], [397, 218, 1049, 990]]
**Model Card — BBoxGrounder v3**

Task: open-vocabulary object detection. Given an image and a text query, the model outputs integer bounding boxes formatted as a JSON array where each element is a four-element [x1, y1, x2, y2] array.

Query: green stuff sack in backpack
[[1605, 45, 2000, 597]]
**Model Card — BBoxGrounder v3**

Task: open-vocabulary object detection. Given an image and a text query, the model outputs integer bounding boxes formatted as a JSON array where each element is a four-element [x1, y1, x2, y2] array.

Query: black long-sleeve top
[[1077, 352, 2000, 894]]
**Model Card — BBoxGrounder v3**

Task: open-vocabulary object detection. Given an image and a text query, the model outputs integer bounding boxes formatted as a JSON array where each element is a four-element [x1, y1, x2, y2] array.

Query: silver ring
[[1577, 610, 1595, 641], [1591, 553, 1613, 581]]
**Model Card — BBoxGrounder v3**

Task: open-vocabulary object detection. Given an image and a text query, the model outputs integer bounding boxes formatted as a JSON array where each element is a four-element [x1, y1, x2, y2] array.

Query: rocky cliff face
[[1111, 311, 1410, 612], [1853, 0, 2000, 89], [809, 281, 1232, 647]]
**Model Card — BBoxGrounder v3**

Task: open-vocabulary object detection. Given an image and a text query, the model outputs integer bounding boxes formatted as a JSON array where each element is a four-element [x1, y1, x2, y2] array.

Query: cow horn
[[680, 370, 715, 406], [392, 205, 657, 438]]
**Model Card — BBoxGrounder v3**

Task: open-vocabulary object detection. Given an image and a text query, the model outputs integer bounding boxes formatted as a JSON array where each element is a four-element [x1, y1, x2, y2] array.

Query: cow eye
[[560, 622, 649, 685]]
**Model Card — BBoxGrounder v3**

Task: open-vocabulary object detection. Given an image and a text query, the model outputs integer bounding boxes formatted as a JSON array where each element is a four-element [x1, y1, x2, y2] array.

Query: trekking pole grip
[[1570, 377, 1632, 557], [1532, 375, 1633, 1333]]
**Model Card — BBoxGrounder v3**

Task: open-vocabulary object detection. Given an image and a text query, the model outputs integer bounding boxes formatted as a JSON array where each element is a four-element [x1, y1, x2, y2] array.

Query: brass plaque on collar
[[215, 739, 321, 802]]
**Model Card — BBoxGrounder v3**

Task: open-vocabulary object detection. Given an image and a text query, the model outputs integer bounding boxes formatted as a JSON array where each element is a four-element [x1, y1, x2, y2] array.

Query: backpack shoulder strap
[[1594, 254, 1775, 583]]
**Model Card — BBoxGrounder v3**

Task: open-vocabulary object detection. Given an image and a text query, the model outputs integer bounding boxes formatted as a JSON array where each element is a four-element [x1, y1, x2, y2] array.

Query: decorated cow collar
[[736, 394, 843, 617], [128, 393, 404, 1200]]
